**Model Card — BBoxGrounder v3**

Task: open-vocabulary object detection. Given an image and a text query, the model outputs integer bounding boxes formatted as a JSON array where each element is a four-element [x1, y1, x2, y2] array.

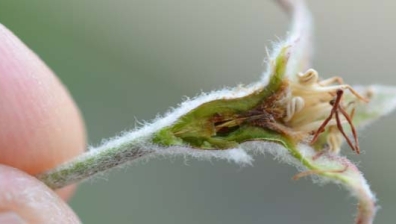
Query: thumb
[[0, 165, 80, 224]]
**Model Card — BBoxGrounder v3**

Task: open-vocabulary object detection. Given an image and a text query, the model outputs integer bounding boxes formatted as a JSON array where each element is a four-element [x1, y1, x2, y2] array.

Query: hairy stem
[[37, 138, 152, 189]]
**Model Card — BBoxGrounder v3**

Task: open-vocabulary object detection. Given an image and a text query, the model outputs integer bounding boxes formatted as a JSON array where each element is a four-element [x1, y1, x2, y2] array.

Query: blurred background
[[1, 0, 395, 223]]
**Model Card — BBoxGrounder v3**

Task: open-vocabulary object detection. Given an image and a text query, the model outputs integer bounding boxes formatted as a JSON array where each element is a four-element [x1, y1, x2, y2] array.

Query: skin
[[0, 24, 85, 223]]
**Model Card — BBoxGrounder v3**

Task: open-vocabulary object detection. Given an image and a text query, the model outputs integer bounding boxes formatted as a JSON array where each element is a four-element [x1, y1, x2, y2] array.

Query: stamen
[[318, 76, 343, 86], [345, 101, 357, 120], [327, 127, 342, 153], [310, 89, 361, 154], [298, 69, 318, 85], [335, 108, 357, 153], [310, 89, 343, 144], [338, 106, 360, 153], [313, 85, 369, 103]]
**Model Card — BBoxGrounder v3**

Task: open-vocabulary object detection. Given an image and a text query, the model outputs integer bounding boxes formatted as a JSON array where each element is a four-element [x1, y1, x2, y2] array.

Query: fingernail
[[0, 212, 26, 224]]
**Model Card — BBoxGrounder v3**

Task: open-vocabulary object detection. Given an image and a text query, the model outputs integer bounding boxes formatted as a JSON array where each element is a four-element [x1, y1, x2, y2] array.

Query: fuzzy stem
[[37, 138, 152, 189]]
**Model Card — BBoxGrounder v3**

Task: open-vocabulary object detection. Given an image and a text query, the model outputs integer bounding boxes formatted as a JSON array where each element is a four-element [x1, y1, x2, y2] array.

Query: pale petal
[[353, 85, 396, 127]]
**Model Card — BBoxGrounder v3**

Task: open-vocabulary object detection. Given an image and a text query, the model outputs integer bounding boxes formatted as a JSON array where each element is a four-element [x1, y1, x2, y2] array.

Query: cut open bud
[[153, 46, 370, 156]]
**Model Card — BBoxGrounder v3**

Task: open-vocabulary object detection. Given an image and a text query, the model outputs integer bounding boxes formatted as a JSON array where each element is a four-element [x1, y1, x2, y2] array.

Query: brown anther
[[310, 89, 343, 144], [338, 106, 360, 153], [310, 89, 361, 154]]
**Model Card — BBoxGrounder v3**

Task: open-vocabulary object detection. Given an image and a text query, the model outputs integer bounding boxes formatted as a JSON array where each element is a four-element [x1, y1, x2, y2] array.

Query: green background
[[1, 1, 395, 223]]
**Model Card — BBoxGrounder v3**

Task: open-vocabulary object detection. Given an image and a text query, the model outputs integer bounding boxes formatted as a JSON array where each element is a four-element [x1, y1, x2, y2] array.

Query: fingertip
[[0, 165, 81, 223], [0, 24, 86, 175]]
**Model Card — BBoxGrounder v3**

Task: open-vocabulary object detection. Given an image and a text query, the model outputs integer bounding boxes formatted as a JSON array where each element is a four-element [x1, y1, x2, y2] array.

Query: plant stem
[[37, 138, 152, 189]]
